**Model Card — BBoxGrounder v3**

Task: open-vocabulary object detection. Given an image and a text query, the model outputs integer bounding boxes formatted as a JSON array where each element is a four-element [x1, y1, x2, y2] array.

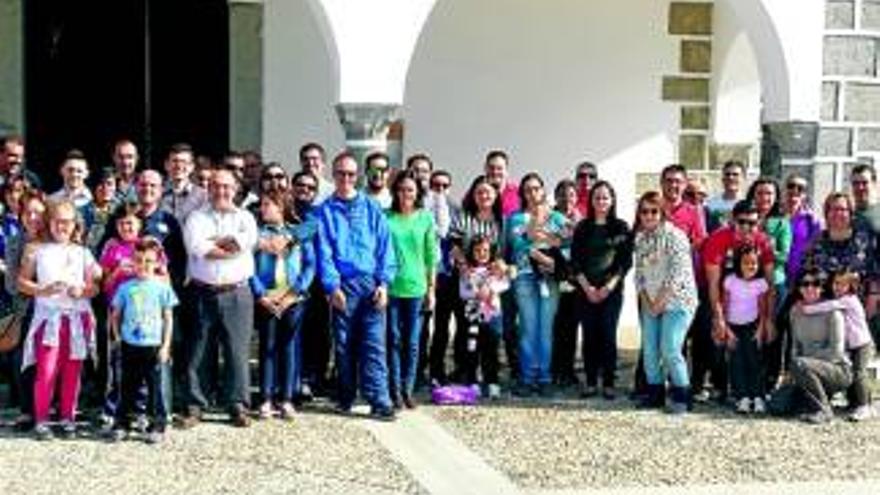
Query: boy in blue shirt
[[108, 237, 178, 444]]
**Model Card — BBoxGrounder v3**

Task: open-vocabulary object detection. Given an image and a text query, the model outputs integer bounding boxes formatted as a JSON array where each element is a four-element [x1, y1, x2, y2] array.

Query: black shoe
[[391, 394, 403, 410], [402, 394, 417, 410], [511, 383, 533, 398], [638, 385, 666, 409], [602, 387, 616, 401], [580, 385, 598, 399], [369, 407, 396, 422], [535, 383, 553, 398]]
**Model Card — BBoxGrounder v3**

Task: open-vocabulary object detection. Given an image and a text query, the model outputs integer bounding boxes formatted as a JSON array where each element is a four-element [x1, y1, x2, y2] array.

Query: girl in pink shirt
[[721, 245, 770, 414]]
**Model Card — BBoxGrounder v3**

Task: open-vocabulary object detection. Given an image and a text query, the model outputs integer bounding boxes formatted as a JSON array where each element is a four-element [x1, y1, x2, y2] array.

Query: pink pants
[[33, 317, 85, 423]]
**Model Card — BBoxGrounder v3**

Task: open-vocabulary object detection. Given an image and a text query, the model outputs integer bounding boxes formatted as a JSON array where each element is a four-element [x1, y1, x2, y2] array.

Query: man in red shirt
[[484, 150, 520, 218], [703, 200, 776, 345], [662, 164, 707, 249], [574, 161, 597, 218]]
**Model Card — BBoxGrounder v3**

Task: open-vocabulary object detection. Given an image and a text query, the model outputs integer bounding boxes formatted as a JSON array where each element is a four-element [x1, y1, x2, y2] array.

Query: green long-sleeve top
[[762, 215, 792, 286], [387, 209, 437, 298]]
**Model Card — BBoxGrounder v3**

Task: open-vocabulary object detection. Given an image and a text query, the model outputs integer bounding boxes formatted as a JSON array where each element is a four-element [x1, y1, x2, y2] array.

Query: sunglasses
[[736, 218, 758, 228], [723, 172, 741, 178], [263, 173, 286, 181], [639, 208, 660, 216], [577, 172, 597, 180], [431, 182, 451, 190], [800, 279, 821, 288], [786, 182, 806, 192], [295, 182, 317, 191]]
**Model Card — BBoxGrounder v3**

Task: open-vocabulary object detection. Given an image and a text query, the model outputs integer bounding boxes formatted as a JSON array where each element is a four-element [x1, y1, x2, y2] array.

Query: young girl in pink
[[17, 200, 101, 440]]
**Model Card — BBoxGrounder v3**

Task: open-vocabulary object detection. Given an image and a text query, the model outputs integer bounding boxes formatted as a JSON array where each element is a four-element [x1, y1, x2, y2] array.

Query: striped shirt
[[449, 211, 502, 251]]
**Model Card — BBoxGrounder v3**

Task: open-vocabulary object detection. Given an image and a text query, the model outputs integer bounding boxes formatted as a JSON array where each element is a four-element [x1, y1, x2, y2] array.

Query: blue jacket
[[316, 192, 397, 293], [250, 223, 316, 298]]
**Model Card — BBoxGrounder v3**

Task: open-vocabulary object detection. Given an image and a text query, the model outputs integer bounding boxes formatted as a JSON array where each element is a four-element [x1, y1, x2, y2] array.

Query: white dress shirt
[[184, 205, 258, 285]]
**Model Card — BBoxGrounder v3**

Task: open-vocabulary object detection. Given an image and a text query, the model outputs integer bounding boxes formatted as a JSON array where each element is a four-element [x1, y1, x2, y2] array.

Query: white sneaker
[[752, 397, 766, 414], [693, 390, 711, 403], [848, 405, 875, 422], [487, 383, 501, 400], [735, 397, 752, 414]]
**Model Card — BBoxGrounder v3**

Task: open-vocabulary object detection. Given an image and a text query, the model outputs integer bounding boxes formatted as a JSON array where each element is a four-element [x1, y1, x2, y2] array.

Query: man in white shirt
[[161, 143, 207, 224], [180, 169, 258, 428], [49, 150, 93, 208]]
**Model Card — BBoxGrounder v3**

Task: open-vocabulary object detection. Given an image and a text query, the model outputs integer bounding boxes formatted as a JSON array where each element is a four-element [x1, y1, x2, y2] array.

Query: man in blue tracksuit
[[317, 152, 397, 420]]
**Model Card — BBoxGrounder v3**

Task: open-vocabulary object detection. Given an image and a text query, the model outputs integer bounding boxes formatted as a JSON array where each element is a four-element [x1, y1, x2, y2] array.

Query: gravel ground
[[0, 408, 424, 495], [427, 398, 880, 490]]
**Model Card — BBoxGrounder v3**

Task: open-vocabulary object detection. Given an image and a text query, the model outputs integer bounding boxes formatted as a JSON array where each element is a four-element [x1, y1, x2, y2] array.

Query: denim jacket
[[249, 223, 316, 298]]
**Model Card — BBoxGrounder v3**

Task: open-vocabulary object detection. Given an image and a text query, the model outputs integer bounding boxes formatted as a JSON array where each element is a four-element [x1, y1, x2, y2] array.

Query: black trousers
[[581, 289, 623, 388], [728, 321, 764, 399], [430, 273, 465, 383], [301, 281, 332, 390], [689, 288, 727, 395], [186, 284, 254, 412], [117, 343, 168, 431], [551, 290, 580, 381], [461, 317, 501, 385]]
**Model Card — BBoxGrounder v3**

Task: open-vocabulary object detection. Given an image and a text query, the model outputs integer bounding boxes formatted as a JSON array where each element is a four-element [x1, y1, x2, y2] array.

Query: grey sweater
[[790, 308, 850, 366]]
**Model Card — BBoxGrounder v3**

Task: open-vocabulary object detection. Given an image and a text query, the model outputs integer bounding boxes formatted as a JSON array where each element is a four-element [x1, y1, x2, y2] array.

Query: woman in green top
[[386, 171, 437, 409], [746, 177, 792, 391]]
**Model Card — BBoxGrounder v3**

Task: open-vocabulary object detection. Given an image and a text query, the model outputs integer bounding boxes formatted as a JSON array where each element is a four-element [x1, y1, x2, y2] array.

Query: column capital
[[335, 103, 401, 165]]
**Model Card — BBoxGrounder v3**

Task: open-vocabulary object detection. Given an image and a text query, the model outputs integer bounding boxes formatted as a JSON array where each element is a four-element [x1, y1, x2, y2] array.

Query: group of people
[[0, 133, 877, 446]]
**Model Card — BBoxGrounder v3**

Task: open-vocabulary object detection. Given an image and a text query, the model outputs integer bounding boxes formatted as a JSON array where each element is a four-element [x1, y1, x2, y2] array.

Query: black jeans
[[461, 316, 502, 385], [186, 284, 254, 413], [551, 290, 580, 381], [430, 273, 465, 383], [117, 343, 168, 432], [301, 281, 331, 391], [581, 289, 623, 388], [728, 321, 764, 399], [791, 356, 852, 413], [689, 288, 727, 396], [501, 289, 519, 379]]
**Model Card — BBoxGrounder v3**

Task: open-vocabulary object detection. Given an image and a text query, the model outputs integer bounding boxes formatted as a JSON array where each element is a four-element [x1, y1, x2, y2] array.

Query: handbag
[[0, 310, 22, 353]]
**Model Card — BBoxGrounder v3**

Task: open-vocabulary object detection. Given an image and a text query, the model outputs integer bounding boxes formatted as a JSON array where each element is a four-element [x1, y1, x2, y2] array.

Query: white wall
[[263, 0, 345, 170], [404, 0, 682, 336], [712, 0, 762, 145], [404, 0, 679, 207]]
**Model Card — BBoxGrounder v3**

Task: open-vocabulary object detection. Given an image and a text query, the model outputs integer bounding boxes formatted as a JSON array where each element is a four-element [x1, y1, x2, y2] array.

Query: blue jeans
[[333, 276, 392, 411], [257, 301, 306, 402], [640, 307, 694, 388], [387, 297, 423, 398], [514, 274, 559, 386]]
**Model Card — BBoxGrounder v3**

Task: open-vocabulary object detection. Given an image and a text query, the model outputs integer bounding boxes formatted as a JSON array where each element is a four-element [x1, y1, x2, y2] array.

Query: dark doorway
[[25, 0, 228, 191]]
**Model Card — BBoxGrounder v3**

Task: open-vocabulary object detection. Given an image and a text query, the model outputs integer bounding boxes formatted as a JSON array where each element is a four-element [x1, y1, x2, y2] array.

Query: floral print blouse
[[634, 221, 698, 314]]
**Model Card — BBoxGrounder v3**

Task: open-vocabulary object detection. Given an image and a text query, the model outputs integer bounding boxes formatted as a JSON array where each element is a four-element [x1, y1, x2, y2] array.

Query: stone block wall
[[820, 0, 880, 195]]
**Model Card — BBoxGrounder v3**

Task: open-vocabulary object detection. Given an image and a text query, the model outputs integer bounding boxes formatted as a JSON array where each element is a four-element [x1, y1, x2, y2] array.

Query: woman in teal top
[[745, 177, 792, 391], [506, 173, 568, 395], [386, 171, 437, 408]]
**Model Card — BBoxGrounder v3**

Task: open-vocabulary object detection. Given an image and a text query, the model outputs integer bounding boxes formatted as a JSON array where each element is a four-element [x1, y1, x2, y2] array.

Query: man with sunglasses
[[703, 200, 776, 365], [706, 161, 745, 233], [574, 161, 597, 218], [363, 151, 392, 209], [316, 152, 397, 420]]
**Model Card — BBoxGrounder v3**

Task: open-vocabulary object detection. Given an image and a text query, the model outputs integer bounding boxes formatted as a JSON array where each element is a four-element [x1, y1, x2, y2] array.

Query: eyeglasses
[[577, 172, 597, 180], [736, 218, 758, 228], [263, 173, 286, 181], [723, 172, 741, 178], [294, 182, 317, 191], [639, 208, 660, 216], [786, 182, 806, 192], [799, 279, 821, 288], [852, 179, 871, 187]]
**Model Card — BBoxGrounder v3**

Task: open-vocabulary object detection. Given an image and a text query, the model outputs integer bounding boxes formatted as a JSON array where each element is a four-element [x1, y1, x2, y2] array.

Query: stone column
[[229, 0, 263, 151], [0, 0, 24, 136], [335, 103, 401, 167], [760, 121, 822, 199]]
